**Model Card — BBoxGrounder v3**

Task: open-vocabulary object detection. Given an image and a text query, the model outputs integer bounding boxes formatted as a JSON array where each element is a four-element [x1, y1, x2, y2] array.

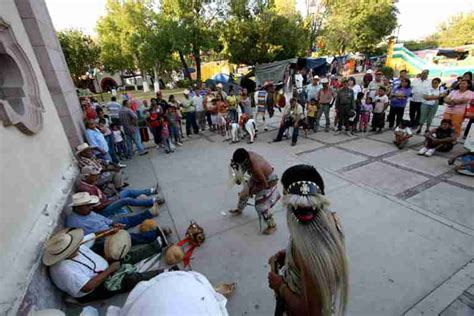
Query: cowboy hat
[[104, 229, 131, 261], [75, 143, 91, 155], [321, 78, 329, 84], [69, 192, 100, 207], [260, 81, 274, 89], [81, 166, 101, 176], [312, 75, 320, 80], [42, 228, 84, 266]]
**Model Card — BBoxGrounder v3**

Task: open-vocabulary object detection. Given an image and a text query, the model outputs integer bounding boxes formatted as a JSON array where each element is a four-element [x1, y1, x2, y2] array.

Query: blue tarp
[[305, 58, 327, 69]]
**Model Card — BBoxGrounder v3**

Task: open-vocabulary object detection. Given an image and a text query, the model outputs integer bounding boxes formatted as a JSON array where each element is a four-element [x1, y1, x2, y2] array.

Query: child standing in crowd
[[166, 106, 183, 146], [393, 120, 413, 149], [216, 94, 228, 136], [226, 88, 238, 123], [111, 123, 127, 160], [160, 116, 174, 154], [371, 87, 389, 133], [306, 98, 318, 131], [359, 96, 373, 132], [168, 95, 184, 139]]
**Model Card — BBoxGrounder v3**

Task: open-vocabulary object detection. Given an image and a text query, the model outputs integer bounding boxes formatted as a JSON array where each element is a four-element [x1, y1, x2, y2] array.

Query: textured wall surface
[[0, 1, 79, 314]]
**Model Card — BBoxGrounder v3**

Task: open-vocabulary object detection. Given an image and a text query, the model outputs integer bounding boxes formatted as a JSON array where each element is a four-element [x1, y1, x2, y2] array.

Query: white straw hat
[[69, 192, 100, 207], [42, 228, 84, 266], [75, 143, 91, 155], [104, 229, 131, 261]]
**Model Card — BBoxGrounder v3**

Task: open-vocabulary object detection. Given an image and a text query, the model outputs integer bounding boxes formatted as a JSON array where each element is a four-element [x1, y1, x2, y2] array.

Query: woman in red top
[[147, 101, 162, 148]]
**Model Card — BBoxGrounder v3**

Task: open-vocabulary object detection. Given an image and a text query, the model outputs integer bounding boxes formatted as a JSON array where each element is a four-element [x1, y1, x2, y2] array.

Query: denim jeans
[[276, 119, 299, 144], [125, 129, 145, 157], [105, 134, 119, 164], [102, 188, 154, 217], [185, 111, 199, 135], [315, 104, 331, 128]]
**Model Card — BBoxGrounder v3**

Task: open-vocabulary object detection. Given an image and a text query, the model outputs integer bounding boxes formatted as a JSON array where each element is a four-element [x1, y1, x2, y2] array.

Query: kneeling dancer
[[229, 148, 280, 234], [268, 164, 349, 315]]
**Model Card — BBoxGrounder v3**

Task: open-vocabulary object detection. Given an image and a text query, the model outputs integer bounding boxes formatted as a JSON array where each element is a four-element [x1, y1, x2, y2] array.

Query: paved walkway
[[69, 109, 473, 315]]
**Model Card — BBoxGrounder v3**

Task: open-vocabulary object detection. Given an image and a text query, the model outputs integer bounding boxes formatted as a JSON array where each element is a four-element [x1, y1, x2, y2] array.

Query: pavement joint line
[[321, 166, 474, 237], [403, 260, 474, 315]]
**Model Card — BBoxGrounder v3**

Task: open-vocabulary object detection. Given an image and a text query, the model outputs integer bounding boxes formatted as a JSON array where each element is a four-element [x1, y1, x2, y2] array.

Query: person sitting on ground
[[43, 228, 174, 303], [448, 127, 473, 176], [393, 120, 413, 149], [76, 143, 127, 190], [273, 98, 304, 146], [66, 192, 167, 248], [418, 119, 457, 157], [78, 166, 164, 218]]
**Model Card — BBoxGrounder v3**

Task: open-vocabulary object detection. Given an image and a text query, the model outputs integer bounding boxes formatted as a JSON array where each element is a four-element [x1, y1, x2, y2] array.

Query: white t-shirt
[[373, 95, 389, 113], [50, 245, 109, 297], [422, 86, 440, 106], [112, 130, 123, 143], [192, 95, 204, 112], [411, 78, 431, 103], [295, 74, 304, 92], [350, 84, 362, 100], [394, 126, 413, 136], [107, 271, 228, 316]]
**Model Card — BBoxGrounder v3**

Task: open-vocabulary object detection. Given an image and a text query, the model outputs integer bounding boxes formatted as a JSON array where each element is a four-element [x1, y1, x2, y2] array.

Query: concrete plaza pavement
[[70, 110, 473, 315]]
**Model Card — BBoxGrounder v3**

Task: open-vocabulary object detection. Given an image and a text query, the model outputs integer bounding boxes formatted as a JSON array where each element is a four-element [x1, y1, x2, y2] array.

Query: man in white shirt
[[304, 76, 322, 109], [410, 69, 431, 128], [367, 70, 384, 99], [192, 89, 205, 131], [273, 98, 304, 146], [44, 228, 169, 302]]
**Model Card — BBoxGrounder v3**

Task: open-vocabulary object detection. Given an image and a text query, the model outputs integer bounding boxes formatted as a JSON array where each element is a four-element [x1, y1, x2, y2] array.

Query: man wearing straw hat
[[75, 142, 127, 190], [66, 192, 167, 249], [43, 228, 172, 302]]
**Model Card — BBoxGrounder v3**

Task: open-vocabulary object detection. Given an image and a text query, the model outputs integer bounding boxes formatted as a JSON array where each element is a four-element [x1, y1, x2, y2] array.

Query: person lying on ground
[[393, 120, 413, 149], [66, 192, 169, 251], [43, 228, 177, 303], [78, 166, 164, 218], [418, 119, 457, 157]]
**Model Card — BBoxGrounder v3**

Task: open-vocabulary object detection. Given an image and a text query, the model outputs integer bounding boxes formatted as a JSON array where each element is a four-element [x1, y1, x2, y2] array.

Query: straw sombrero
[[104, 229, 132, 261], [69, 192, 100, 207], [42, 228, 84, 266], [75, 143, 91, 155]]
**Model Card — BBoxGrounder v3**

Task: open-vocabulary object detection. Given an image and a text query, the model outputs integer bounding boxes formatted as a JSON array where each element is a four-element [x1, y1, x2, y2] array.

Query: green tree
[[161, 0, 223, 83], [96, 0, 159, 91], [57, 29, 100, 86], [223, 2, 308, 65], [321, 0, 398, 54], [433, 11, 474, 47]]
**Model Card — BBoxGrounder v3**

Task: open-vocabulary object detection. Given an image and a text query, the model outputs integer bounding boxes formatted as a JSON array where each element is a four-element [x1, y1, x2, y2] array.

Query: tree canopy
[[57, 29, 100, 85], [431, 11, 474, 47]]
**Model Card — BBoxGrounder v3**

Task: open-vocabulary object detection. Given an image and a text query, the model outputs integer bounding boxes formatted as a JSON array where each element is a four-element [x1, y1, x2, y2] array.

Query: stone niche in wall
[[0, 17, 44, 135]]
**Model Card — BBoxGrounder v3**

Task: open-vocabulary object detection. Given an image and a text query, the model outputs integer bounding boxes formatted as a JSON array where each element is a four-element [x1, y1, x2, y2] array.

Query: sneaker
[[139, 151, 149, 156], [418, 147, 428, 155], [117, 163, 127, 168], [155, 197, 165, 205], [264, 127, 268, 131], [272, 139, 282, 142], [291, 142, 296, 146], [425, 148, 435, 157], [177, 142, 183, 146], [262, 225, 277, 235]]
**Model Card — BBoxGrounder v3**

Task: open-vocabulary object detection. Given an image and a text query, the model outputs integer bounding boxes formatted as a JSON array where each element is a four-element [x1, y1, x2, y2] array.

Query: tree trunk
[[178, 50, 192, 80], [153, 63, 160, 92], [193, 46, 202, 84], [142, 69, 150, 92]]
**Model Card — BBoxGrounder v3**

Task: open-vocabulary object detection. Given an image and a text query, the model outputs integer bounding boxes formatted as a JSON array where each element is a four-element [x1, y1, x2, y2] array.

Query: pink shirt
[[445, 90, 474, 115]]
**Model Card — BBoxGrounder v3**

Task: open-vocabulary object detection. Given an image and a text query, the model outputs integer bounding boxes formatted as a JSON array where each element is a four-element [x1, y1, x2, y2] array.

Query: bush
[[176, 78, 196, 88], [380, 66, 394, 79]]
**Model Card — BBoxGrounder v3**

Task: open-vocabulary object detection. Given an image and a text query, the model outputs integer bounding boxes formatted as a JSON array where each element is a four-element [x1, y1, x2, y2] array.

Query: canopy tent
[[255, 58, 297, 86], [305, 57, 329, 76], [211, 73, 230, 83]]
